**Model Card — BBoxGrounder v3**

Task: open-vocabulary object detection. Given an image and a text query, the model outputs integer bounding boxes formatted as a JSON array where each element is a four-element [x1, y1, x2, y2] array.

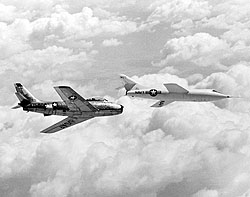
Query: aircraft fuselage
[[127, 89, 230, 102], [23, 100, 123, 117]]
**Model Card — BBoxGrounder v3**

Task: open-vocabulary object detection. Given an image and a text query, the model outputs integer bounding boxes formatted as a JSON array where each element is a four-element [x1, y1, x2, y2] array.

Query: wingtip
[[54, 85, 71, 88], [14, 83, 23, 88], [119, 74, 128, 78], [40, 131, 48, 134], [40, 129, 52, 134]]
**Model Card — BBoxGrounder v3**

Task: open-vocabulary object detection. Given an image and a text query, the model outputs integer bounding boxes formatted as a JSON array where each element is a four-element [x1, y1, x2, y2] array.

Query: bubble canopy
[[86, 97, 108, 102]]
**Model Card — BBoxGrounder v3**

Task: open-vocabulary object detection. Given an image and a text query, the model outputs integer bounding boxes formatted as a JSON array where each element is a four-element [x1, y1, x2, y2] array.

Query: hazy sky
[[1, 0, 250, 197]]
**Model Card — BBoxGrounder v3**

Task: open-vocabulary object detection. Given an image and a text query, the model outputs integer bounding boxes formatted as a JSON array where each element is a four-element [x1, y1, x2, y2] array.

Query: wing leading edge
[[40, 116, 93, 133], [54, 86, 97, 112]]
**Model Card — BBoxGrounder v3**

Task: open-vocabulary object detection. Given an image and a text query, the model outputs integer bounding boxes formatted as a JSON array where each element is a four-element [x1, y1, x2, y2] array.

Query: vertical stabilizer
[[119, 74, 146, 92], [14, 83, 40, 105]]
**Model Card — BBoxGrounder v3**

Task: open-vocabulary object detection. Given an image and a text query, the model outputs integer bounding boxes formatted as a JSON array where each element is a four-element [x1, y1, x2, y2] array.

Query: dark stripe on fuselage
[[23, 101, 123, 117]]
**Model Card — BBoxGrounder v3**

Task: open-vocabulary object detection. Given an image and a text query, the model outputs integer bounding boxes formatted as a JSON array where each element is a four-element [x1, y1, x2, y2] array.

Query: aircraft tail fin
[[14, 83, 40, 106], [119, 74, 145, 92]]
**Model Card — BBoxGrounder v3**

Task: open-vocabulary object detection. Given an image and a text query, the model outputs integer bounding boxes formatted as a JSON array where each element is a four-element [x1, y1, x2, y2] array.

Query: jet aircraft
[[13, 83, 123, 133], [119, 74, 232, 107]]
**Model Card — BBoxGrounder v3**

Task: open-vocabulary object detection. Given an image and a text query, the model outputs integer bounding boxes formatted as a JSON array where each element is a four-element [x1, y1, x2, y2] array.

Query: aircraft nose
[[120, 105, 124, 113]]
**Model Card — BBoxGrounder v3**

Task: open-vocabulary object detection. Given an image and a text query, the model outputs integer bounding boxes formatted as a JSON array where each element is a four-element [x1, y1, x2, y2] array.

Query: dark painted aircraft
[[13, 83, 123, 133]]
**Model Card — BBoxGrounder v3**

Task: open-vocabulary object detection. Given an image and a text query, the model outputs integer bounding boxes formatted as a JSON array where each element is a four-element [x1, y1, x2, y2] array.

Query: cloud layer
[[1, 0, 250, 197]]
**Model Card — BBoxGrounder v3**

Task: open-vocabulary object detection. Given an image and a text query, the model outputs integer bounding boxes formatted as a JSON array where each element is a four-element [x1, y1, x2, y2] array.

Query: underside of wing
[[151, 100, 174, 107], [164, 83, 189, 93], [54, 86, 97, 112], [40, 116, 93, 133]]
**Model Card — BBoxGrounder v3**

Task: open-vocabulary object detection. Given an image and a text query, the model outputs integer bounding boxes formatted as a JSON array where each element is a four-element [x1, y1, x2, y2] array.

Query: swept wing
[[164, 83, 189, 93], [40, 117, 93, 133], [54, 86, 97, 111], [151, 100, 175, 107]]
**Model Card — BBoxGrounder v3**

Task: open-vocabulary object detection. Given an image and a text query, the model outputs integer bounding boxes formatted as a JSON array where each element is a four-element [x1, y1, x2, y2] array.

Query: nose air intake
[[120, 105, 124, 112]]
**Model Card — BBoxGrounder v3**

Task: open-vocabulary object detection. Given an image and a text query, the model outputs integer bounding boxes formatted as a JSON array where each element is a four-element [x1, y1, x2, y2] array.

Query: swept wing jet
[[13, 83, 123, 133], [119, 74, 232, 107]]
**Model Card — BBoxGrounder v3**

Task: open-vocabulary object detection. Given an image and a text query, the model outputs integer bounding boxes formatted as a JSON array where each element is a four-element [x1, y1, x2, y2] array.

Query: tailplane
[[118, 74, 146, 93], [13, 83, 40, 108]]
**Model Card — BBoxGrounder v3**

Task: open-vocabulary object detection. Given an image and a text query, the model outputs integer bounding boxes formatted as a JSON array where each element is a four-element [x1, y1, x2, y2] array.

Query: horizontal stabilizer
[[164, 83, 189, 93], [151, 100, 174, 107], [12, 105, 22, 109]]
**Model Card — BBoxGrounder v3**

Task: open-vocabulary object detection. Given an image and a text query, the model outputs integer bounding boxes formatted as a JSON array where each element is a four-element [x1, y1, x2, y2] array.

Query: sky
[[1, 0, 250, 196]]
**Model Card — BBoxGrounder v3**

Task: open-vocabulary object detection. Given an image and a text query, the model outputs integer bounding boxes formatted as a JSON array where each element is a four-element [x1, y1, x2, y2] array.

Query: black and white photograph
[[1, 0, 250, 196]]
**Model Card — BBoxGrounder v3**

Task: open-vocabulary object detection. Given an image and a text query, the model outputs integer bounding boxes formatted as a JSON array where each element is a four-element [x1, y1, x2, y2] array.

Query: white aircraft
[[119, 74, 232, 107]]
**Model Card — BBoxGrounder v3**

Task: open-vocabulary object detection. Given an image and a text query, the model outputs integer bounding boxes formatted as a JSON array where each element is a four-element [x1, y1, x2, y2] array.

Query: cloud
[[194, 63, 250, 112], [201, 0, 250, 30], [222, 28, 250, 45], [1, 88, 250, 197], [4, 46, 95, 81], [192, 189, 219, 197], [0, 19, 32, 59], [154, 32, 250, 77], [29, 6, 138, 47], [1, 0, 250, 197], [145, 0, 250, 38], [102, 38, 123, 47], [147, 0, 211, 25], [2, 67, 250, 197], [154, 33, 231, 70], [0, 3, 17, 22]]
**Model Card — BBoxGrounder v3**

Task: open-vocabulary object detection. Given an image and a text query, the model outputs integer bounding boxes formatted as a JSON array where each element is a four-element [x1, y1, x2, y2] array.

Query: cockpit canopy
[[212, 89, 221, 93], [86, 97, 108, 102]]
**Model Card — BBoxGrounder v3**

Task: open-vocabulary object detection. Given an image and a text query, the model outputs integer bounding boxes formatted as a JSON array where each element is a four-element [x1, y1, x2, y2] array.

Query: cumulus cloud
[[145, 0, 250, 38], [3, 46, 95, 82], [192, 189, 219, 197], [202, 0, 250, 30], [0, 19, 32, 59], [154, 33, 231, 70], [30, 6, 138, 45], [3, 70, 250, 197], [147, 0, 211, 24], [1, 0, 250, 197], [154, 32, 250, 77], [222, 28, 250, 45], [102, 38, 123, 47], [0, 3, 17, 22]]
